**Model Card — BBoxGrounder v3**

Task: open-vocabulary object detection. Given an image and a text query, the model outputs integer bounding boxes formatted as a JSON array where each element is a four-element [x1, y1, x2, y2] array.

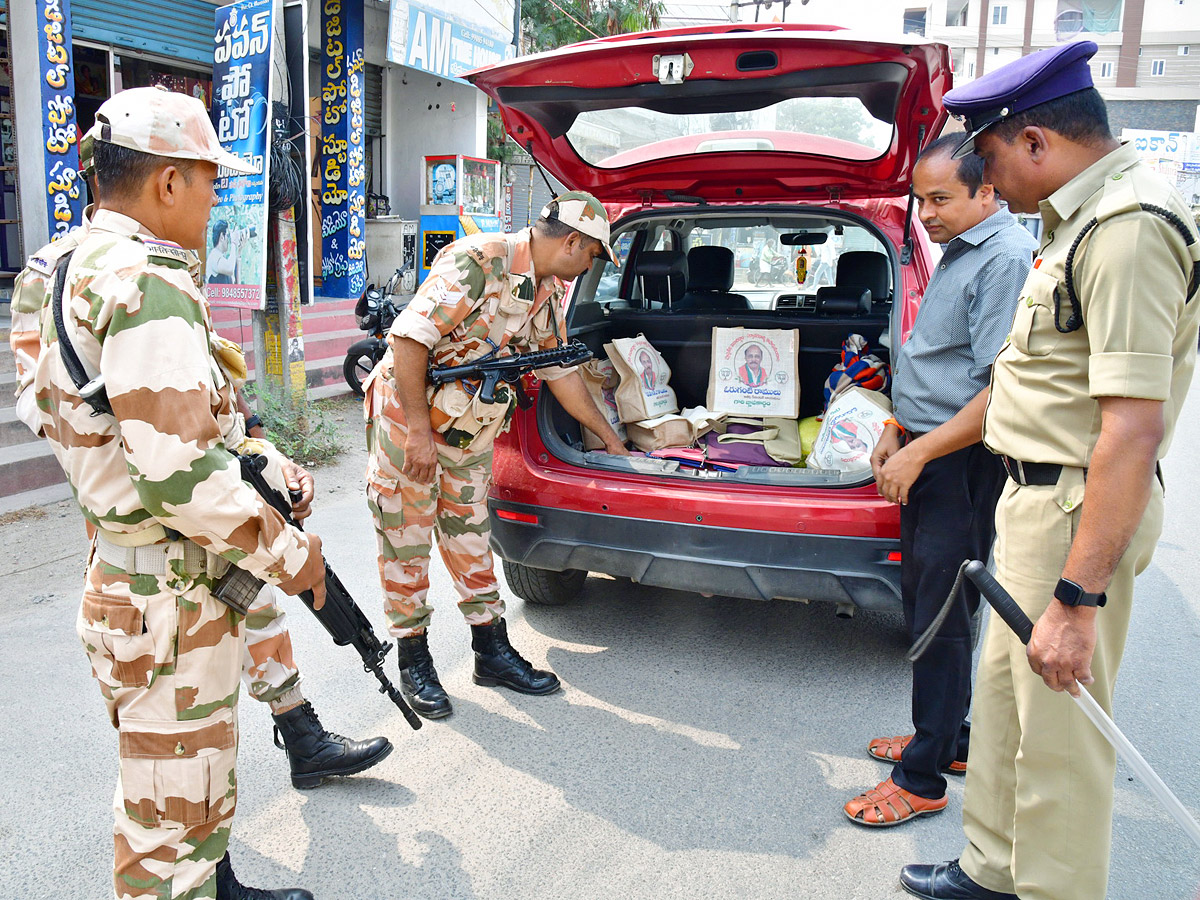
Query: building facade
[[918, 0, 1200, 134]]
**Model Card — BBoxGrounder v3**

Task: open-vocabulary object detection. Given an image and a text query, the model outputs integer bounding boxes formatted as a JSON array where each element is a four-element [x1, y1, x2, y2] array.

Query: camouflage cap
[[542, 190, 619, 267], [83, 86, 257, 175]]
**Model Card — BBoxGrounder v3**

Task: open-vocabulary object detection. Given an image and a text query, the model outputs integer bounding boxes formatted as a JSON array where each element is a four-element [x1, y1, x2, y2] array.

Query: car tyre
[[502, 560, 586, 606], [343, 351, 376, 397]]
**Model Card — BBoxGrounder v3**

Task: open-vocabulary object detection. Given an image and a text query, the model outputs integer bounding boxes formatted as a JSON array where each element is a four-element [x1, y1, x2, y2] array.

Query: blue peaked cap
[[943, 41, 1099, 158]]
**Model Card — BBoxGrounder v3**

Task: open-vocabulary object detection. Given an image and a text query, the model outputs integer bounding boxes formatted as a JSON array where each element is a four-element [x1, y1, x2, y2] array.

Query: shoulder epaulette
[[137, 237, 194, 268]]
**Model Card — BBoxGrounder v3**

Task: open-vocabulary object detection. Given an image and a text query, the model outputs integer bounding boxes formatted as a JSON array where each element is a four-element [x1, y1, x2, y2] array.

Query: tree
[[520, 0, 665, 54]]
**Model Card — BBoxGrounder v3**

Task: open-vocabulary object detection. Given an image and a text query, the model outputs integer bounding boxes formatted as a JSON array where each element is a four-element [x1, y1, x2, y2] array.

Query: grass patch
[[244, 383, 346, 467]]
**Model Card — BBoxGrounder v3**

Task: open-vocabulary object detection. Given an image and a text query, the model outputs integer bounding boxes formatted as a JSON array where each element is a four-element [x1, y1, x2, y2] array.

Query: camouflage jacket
[[19, 209, 316, 584], [371, 228, 572, 438]]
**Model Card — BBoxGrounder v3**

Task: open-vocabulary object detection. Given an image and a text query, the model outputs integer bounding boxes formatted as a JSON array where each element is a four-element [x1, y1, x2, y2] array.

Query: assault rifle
[[236, 453, 422, 731], [428, 339, 594, 404]]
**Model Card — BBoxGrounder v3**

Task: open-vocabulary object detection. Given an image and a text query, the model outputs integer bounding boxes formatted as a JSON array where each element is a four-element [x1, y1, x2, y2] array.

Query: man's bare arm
[[545, 373, 629, 455], [392, 336, 439, 484]]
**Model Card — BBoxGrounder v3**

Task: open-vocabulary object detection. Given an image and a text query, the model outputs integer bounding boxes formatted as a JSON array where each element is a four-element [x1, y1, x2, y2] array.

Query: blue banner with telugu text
[[39, 0, 83, 242], [207, 0, 273, 309], [320, 0, 366, 302]]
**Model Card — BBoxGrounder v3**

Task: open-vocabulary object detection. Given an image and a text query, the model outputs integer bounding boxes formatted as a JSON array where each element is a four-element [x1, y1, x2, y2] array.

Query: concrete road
[[2, 392, 1199, 898]]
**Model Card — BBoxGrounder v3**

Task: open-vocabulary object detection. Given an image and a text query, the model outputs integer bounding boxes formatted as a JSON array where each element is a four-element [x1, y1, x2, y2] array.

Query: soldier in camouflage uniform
[[11, 163, 391, 798], [21, 87, 322, 900], [367, 192, 628, 719]]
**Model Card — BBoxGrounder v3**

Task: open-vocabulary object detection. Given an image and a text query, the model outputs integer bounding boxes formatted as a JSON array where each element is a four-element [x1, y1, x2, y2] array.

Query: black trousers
[[891, 442, 1006, 799]]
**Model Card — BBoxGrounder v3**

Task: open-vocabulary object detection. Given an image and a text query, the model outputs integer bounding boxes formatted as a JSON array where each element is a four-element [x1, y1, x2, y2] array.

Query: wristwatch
[[1054, 577, 1107, 608]]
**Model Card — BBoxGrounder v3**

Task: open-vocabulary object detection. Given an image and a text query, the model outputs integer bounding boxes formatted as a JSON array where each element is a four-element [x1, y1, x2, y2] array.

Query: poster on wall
[[319, 0, 366, 302], [207, 0, 273, 310], [39, 0, 83, 242]]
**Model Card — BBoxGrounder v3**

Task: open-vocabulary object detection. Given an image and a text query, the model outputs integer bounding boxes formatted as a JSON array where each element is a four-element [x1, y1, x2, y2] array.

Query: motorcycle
[[344, 265, 409, 397], [749, 251, 788, 286]]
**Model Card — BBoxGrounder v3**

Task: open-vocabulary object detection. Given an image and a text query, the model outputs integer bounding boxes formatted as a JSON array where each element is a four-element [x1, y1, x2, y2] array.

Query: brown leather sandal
[[843, 777, 948, 827], [867, 733, 967, 775]]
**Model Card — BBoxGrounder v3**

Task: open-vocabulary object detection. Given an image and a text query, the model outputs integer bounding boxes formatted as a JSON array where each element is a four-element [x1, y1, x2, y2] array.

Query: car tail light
[[887, 551, 902, 562], [496, 509, 540, 525]]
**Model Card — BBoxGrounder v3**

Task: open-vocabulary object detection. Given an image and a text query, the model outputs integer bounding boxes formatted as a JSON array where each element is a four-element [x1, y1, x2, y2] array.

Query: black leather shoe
[[215, 852, 314, 899], [397, 633, 453, 719], [271, 701, 393, 790], [471, 618, 560, 695], [900, 860, 1018, 900]]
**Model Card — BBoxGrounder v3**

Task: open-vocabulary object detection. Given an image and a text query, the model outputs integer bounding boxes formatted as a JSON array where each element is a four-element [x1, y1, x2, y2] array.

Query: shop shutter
[[73, 0, 216, 67], [366, 63, 383, 137]]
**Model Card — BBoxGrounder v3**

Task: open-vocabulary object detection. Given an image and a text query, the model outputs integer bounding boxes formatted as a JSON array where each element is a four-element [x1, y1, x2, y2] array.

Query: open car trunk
[[529, 205, 900, 488], [535, 304, 892, 488]]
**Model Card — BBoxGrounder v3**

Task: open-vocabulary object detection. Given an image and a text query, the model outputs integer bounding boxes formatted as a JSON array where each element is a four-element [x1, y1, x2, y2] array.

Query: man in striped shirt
[[843, 134, 1036, 828]]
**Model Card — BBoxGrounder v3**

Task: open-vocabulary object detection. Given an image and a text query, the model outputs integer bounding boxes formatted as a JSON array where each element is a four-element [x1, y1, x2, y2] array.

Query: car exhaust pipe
[[835, 601, 856, 619]]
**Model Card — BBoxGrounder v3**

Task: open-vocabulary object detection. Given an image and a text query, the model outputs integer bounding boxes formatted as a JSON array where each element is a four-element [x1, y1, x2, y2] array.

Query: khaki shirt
[[25, 209, 315, 584], [984, 143, 1200, 467]]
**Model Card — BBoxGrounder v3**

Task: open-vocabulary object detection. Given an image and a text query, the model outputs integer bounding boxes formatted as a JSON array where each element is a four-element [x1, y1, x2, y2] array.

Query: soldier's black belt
[[1000, 456, 1063, 486]]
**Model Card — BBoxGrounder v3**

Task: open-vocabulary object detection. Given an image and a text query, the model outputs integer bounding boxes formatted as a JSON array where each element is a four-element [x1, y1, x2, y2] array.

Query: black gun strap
[[1060, 203, 1200, 334], [52, 250, 114, 416]]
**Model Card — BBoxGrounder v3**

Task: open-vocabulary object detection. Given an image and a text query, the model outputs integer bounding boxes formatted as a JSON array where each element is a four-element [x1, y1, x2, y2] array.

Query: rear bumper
[[488, 500, 901, 611]]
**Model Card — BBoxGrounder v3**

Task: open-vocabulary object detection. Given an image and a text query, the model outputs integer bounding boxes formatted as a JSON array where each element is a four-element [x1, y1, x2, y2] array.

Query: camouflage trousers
[[77, 547, 242, 900], [241, 585, 303, 711], [366, 420, 503, 638]]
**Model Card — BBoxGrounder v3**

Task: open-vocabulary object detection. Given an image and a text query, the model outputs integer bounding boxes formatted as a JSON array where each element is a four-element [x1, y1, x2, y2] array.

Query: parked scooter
[[749, 248, 788, 286], [344, 265, 409, 396]]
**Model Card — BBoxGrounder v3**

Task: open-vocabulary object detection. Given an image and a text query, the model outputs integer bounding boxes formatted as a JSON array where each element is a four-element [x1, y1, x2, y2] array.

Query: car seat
[[815, 250, 891, 316], [676, 246, 750, 311], [634, 250, 688, 309]]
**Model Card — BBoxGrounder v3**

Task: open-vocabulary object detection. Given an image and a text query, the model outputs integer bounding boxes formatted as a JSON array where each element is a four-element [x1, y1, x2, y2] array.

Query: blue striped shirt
[[893, 208, 1037, 435]]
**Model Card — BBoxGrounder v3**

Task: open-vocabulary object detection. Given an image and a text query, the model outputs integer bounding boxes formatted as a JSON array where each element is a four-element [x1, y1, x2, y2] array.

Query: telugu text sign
[[320, 0, 366, 301], [39, 0, 83, 242], [207, 0, 272, 310]]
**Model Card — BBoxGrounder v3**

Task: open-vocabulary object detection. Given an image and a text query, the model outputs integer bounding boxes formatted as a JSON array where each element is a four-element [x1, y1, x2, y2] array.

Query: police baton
[[953, 560, 1200, 850]]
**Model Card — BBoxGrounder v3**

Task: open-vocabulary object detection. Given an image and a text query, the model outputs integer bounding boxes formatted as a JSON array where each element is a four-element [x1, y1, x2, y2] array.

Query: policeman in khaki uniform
[[899, 43, 1200, 900], [367, 192, 628, 719], [23, 87, 326, 899], [11, 139, 391, 797]]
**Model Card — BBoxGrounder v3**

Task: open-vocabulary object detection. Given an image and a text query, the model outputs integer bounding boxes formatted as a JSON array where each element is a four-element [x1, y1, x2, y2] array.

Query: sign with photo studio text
[[320, 0, 366, 301], [207, 0, 272, 309], [39, 0, 83, 242]]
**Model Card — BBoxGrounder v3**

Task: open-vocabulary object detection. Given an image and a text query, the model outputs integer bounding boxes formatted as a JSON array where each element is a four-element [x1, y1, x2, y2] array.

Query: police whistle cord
[[428, 339, 594, 404], [912, 559, 1200, 850], [236, 454, 422, 731]]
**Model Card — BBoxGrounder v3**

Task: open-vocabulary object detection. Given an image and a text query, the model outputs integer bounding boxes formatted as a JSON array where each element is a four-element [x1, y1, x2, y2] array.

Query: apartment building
[[913, 0, 1200, 134]]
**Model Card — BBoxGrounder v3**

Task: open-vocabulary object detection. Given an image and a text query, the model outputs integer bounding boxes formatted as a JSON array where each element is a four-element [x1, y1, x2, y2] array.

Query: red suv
[[468, 24, 951, 610]]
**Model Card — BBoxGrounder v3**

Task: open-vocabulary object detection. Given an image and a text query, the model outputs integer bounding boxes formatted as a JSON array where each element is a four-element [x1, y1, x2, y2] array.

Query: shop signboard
[[1121, 128, 1200, 207], [387, 1, 515, 84], [207, 0, 273, 309], [39, 0, 84, 242], [320, 0, 366, 301]]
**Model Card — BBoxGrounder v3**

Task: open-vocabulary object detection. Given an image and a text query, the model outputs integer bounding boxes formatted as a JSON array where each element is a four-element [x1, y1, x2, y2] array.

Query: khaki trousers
[[960, 468, 1163, 900]]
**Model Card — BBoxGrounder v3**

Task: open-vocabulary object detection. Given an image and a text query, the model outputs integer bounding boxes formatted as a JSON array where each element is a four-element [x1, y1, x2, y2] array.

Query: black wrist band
[[245, 414, 263, 432]]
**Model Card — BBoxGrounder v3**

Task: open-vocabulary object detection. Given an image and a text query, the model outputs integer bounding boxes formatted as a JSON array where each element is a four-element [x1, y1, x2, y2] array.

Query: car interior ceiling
[[544, 210, 896, 456]]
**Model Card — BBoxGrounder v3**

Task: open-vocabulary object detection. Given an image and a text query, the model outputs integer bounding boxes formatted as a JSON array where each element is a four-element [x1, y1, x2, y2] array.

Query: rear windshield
[[569, 97, 894, 169]]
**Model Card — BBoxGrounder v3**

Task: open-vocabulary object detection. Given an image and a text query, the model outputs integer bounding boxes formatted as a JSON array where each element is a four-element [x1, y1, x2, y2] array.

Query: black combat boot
[[471, 618, 561, 695], [397, 633, 453, 719], [215, 853, 314, 900], [271, 701, 393, 790]]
